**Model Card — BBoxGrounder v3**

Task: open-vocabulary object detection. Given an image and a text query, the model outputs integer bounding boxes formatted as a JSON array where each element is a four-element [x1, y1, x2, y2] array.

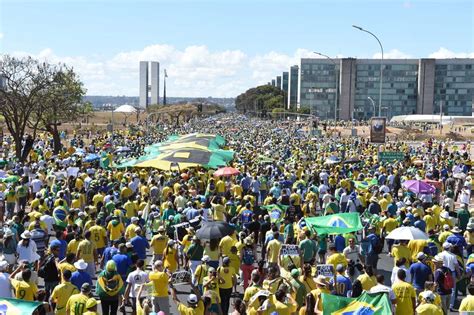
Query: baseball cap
[[187, 294, 198, 304]]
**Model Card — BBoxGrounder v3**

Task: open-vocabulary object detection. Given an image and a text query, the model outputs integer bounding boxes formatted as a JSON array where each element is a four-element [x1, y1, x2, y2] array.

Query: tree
[[235, 85, 286, 113], [29, 67, 85, 154], [0, 56, 56, 160], [79, 101, 94, 124]]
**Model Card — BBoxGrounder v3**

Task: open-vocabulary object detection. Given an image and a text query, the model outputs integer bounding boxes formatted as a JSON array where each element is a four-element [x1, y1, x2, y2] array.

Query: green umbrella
[[0, 175, 20, 183]]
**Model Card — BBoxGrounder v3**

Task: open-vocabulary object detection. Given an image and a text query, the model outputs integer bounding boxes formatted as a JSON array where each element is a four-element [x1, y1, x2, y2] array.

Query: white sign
[[281, 244, 299, 256], [170, 271, 191, 285], [316, 264, 334, 278]]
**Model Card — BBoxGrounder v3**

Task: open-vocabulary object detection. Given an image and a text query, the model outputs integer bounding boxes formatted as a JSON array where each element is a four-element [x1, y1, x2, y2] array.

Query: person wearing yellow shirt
[[125, 217, 140, 240], [150, 227, 169, 262], [51, 270, 79, 315], [392, 269, 416, 315], [382, 213, 399, 252], [211, 196, 226, 221], [194, 256, 210, 294], [83, 298, 100, 315], [424, 208, 436, 232], [203, 267, 224, 314], [232, 184, 243, 199], [123, 198, 138, 220], [59, 253, 77, 282], [107, 216, 125, 241], [407, 239, 428, 261], [67, 233, 82, 255], [357, 265, 377, 291], [326, 245, 348, 270], [216, 177, 226, 194], [311, 276, 331, 313], [391, 240, 411, 267], [171, 285, 205, 315], [66, 283, 92, 315], [266, 233, 282, 267], [439, 212, 453, 229], [76, 231, 97, 278], [217, 257, 236, 314], [92, 192, 104, 207], [459, 285, 474, 313], [9, 267, 38, 301], [147, 260, 170, 314], [120, 186, 133, 201], [88, 220, 107, 256], [28, 213, 48, 234], [219, 231, 237, 258], [438, 224, 453, 244]]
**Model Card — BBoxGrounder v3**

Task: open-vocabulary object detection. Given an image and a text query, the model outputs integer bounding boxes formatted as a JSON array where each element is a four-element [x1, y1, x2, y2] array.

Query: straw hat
[[314, 275, 329, 286], [74, 259, 88, 270], [20, 231, 31, 239]]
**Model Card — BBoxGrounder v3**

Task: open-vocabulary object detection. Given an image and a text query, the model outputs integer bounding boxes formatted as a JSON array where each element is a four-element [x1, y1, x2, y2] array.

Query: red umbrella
[[213, 167, 240, 177]]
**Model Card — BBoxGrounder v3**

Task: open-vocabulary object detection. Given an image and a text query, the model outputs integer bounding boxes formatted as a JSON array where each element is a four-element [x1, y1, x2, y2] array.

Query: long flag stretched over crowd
[[304, 212, 363, 235], [0, 297, 41, 314], [322, 292, 391, 314]]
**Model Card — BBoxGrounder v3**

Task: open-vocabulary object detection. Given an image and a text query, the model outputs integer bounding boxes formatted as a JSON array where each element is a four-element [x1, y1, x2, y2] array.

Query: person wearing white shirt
[[438, 242, 460, 275], [16, 231, 40, 264], [0, 261, 12, 298], [459, 186, 471, 205], [41, 211, 55, 237], [391, 258, 411, 285], [30, 176, 43, 194], [123, 259, 149, 313]]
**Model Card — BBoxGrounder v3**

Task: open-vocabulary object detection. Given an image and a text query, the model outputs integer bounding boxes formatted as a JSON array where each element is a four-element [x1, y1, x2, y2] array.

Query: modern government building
[[269, 58, 474, 120]]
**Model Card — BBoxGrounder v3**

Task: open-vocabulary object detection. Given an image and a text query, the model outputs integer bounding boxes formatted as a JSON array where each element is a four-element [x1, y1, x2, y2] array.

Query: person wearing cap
[[70, 259, 92, 291], [83, 298, 100, 315], [446, 226, 467, 253], [392, 268, 416, 315], [2, 228, 17, 266], [50, 270, 79, 315], [415, 290, 443, 315], [408, 252, 433, 296], [310, 275, 330, 313], [0, 260, 11, 298], [218, 256, 236, 314], [459, 284, 474, 313], [171, 282, 204, 315], [130, 227, 150, 261], [433, 255, 453, 314], [186, 235, 204, 282], [150, 226, 169, 263], [76, 230, 98, 279], [124, 216, 140, 240], [96, 260, 124, 315], [203, 266, 224, 314], [194, 255, 210, 294], [147, 260, 170, 314], [66, 283, 91, 315], [182, 226, 196, 254]]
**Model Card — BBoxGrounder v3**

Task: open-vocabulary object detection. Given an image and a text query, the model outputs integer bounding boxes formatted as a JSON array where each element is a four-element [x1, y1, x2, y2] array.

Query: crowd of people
[[0, 113, 474, 315]]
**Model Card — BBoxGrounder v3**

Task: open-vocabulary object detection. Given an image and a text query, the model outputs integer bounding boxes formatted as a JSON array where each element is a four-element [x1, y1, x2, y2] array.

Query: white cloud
[[428, 47, 474, 59], [373, 49, 412, 59], [0, 33, 3, 39], [7, 45, 473, 97]]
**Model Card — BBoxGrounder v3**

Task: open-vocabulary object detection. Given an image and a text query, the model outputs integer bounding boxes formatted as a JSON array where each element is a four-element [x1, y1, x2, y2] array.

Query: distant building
[[276, 76, 282, 90], [139, 61, 160, 108], [288, 65, 299, 110], [271, 79, 276, 87], [282, 72, 289, 108], [295, 58, 474, 120]]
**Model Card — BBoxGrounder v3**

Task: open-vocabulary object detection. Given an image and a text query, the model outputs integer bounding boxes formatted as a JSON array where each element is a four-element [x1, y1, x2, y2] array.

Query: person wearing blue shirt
[[50, 231, 67, 260], [70, 259, 93, 290], [130, 228, 149, 260], [112, 244, 133, 281], [446, 227, 467, 253], [334, 234, 346, 253], [364, 226, 381, 270], [413, 213, 426, 232], [240, 204, 253, 228], [101, 240, 120, 268], [409, 252, 433, 295], [330, 264, 352, 296]]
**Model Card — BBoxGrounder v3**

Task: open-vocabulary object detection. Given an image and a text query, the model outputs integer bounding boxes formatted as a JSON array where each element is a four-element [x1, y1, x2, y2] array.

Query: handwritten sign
[[170, 271, 191, 285], [280, 244, 299, 256], [316, 264, 334, 278]]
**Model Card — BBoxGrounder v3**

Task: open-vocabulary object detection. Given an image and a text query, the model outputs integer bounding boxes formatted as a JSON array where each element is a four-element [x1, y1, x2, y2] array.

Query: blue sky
[[1, 0, 473, 97]]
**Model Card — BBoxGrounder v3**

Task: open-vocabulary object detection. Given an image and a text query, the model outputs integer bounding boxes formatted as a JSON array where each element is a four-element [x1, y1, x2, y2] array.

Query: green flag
[[0, 297, 42, 314], [321, 292, 392, 314], [261, 204, 289, 224], [304, 213, 363, 235]]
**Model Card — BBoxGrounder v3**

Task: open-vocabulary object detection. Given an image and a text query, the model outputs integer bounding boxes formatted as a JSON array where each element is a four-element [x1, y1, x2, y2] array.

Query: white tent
[[114, 104, 137, 113]]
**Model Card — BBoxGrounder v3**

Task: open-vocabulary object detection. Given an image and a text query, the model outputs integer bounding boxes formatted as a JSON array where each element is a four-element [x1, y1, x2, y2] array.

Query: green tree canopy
[[235, 85, 286, 113]]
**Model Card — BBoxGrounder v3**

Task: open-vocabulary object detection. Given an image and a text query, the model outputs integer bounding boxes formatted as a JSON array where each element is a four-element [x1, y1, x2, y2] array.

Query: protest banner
[[316, 264, 335, 278], [170, 270, 191, 285], [280, 244, 299, 256]]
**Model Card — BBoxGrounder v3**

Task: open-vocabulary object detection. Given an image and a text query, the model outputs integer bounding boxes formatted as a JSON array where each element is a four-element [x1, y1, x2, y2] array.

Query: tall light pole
[[314, 52, 339, 121], [353, 25, 384, 117], [368, 97, 376, 118]]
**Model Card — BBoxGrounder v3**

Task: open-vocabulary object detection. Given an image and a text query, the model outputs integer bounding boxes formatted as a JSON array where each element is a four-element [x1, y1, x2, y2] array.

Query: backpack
[[425, 242, 439, 256], [242, 248, 255, 265], [443, 268, 455, 290], [372, 236, 383, 254]]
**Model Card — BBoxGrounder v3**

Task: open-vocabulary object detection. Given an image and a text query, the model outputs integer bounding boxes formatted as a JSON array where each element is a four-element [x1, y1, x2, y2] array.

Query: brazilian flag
[[304, 213, 363, 235], [322, 292, 391, 314], [135, 148, 227, 170], [0, 297, 41, 314], [261, 204, 289, 224]]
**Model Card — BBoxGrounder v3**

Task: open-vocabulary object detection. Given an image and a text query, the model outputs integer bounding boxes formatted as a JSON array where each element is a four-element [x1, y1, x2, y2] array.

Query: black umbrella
[[196, 221, 234, 240], [344, 157, 361, 164]]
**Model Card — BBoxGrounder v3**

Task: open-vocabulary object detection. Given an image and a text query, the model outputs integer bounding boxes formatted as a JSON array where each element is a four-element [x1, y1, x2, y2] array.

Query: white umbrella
[[385, 226, 428, 240], [454, 172, 466, 180]]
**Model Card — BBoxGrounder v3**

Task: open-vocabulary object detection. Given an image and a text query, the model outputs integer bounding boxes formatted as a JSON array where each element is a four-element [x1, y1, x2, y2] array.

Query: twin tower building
[[139, 61, 160, 109]]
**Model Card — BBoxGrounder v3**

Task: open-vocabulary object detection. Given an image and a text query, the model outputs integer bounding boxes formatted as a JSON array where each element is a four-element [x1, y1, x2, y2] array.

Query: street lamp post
[[313, 52, 339, 121], [353, 25, 384, 117], [368, 97, 376, 118]]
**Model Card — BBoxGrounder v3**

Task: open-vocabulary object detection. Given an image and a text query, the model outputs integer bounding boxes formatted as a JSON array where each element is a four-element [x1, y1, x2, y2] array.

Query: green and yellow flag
[[304, 213, 363, 235], [322, 292, 391, 314], [0, 297, 41, 314], [261, 204, 288, 224]]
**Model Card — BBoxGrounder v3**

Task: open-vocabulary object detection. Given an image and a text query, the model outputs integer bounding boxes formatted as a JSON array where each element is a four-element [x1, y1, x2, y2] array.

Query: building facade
[[276, 76, 282, 90], [288, 65, 299, 110], [294, 58, 474, 120], [139, 61, 160, 108]]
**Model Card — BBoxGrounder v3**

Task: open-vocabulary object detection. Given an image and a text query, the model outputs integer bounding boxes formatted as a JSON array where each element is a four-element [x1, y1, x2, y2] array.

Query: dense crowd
[[0, 114, 474, 315]]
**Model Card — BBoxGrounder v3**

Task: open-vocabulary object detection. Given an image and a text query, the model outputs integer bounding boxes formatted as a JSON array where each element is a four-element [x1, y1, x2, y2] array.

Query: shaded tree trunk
[[20, 135, 34, 162]]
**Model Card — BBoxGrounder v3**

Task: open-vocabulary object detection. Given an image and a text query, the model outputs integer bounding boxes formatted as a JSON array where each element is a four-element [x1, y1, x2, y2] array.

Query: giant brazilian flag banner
[[304, 213, 363, 235], [322, 292, 391, 315], [0, 297, 41, 314]]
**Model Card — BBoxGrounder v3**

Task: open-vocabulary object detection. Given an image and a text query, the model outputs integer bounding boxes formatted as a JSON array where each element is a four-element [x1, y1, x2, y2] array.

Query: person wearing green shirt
[[15, 183, 28, 212], [290, 269, 307, 307], [299, 230, 318, 264], [457, 204, 470, 231], [284, 218, 294, 244]]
